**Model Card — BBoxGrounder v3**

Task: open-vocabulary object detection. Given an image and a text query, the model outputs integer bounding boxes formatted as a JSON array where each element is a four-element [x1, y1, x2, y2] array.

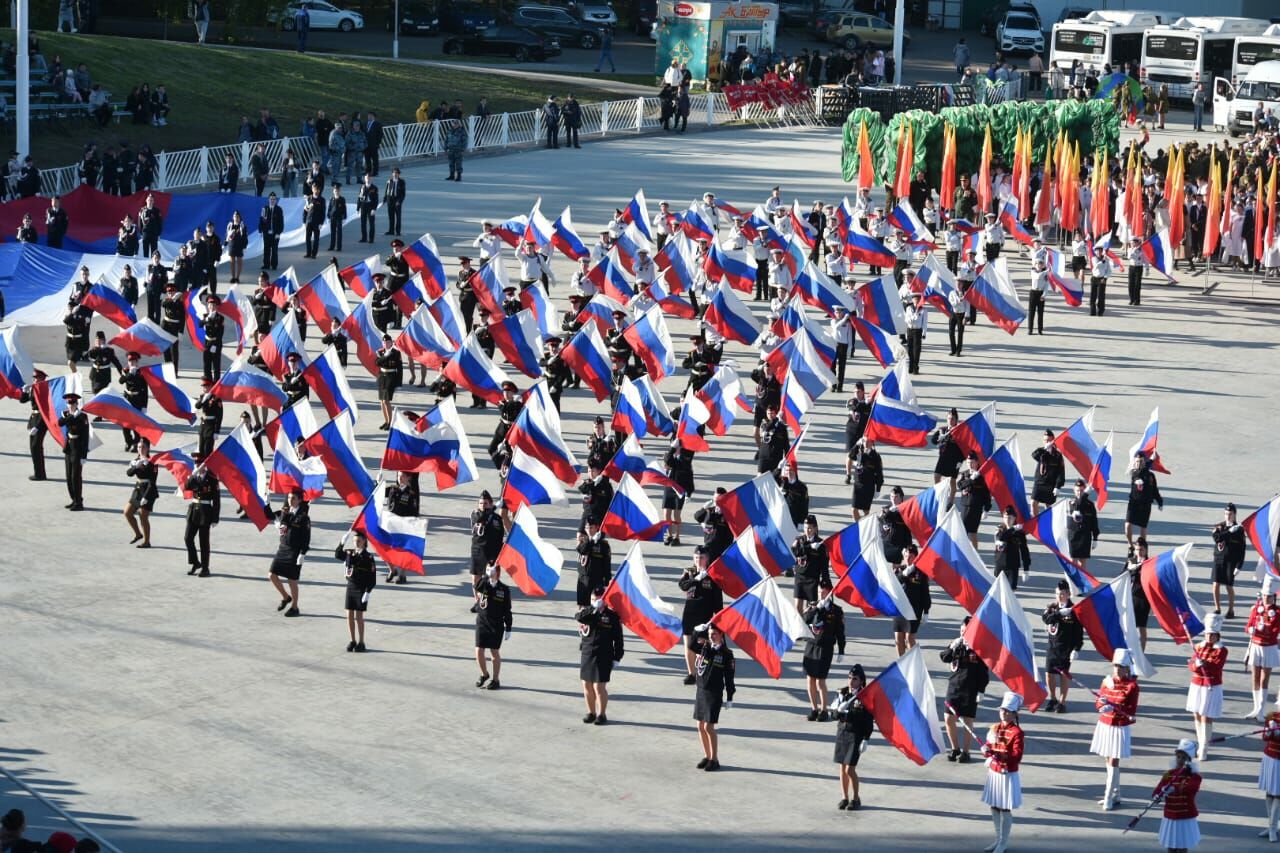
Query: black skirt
[[344, 585, 369, 611], [852, 482, 876, 512], [1126, 501, 1153, 527], [580, 649, 613, 683], [89, 366, 112, 393], [694, 690, 722, 724], [1214, 558, 1242, 586], [1045, 649, 1073, 676], [961, 504, 983, 534], [794, 577, 820, 604], [892, 617, 921, 634], [1071, 256, 1087, 274], [946, 693, 978, 718], [802, 645, 835, 679], [834, 728, 864, 765], [1133, 593, 1151, 629], [1031, 484, 1057, 505], [129, 482, 158, 510], [270, 549, 303, 580], [845, 422, 861, 454], [662, 487, 686, 511], [66, 344, 87, 362], [476, 626, 504, 650], [378, 373, 399, 402]]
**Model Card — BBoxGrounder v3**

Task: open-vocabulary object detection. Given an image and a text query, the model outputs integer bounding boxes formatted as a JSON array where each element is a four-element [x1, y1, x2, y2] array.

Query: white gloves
[[1069, 650, 1078, 662], [725, 701, 733, 710], [836, 654, 844, 664], [694, 623, 709, 634], [504, 630, 511, 641], [920, 612, 928, 626]]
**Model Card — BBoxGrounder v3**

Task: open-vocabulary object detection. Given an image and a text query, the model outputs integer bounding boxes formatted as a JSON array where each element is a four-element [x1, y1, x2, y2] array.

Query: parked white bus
[[1049, 10, 1176, 78], [1213, 60, 1280, 135], [1231, 24, 1280, 85], [1141, 16, 1271, 99]]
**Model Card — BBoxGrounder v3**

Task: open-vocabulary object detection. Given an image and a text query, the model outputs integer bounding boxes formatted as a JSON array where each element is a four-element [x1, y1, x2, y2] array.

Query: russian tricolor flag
[[1245, 495, 1280, 574], [302, 345, 360, 425], [712, 577, 811, 678], [694, 364, 750, 436], [152, 444, 196, 497], [656, 232, 698, 294], [296, 266, 351, 334], [505, 391, 580, 485], [1141, 228, 1176, 280], [645, 278, 697, 320], [789, 200, 817, 248], [851, 317, 902, 369], [1074, 571, 1156, 676], [205, 423, 273, 531], [502, 445, 568, 512], [587, 248, 635, 304], [680, 203, 715, 243], [82, 389, 165, 445], [523, 199, 555, 252], [708, 528, 780, 599], [551, 206, 589, 260], [400, 233, 449, 298], [576, 294, 628, 335], [488, 308, 544, 378], [341, 295, 384, 377], [301, 412, 375, 508], [978, 435, 1032, 524], [138, 363, 196, 424], [519, 280, 556, 338], [622, 305, 674, 381], [263, 398, 319, 449], [860, 646, 946, 766], [601, 473, 667, 542], [794, 261, 856, 318], [110, 318, 177, 359], [717, 472, 799, 576], [828, 520, 916, 620], [210, 358, 288, 412], [997, 198, 1036, 247], [560, 321, 614, 403], [1139, 543, 1205, 644], [443, 332, 511, 405], [910, 255, 959, 316], [219, 284, 253, 355], [338, 254, 383, 299], [845, 220, 896, 268], [470, 256, 508, 317], [353, 482, 428, 575], [863, 361, 936, 448], [1055, 406, 1104, 492], [259, 312, 307, 377], [492, 214, 529, 248], [704, 241, 756, 293], [748, 205, 786, 252], [887, 202, 936, 248], [771, 296, 807, 340], [764, 327, 834, 403], [964, 257, 1026, 335], [704, 281, 759, 346], [269, 431, 326, 501], [264, 266, 302, 308], [1028, 501, 1099, 593], [899, 480, 953, 546], [1044, 247, 1084, 307], [779, 372, 811, 436], [612, 374, 673, 438], [948, 402, 997, 465], [33, 374, 80, 447], [619, 190, 653, 241], [676, 395, 712, 452], [1127, 407, 1170, 474], [429, 289, 467, 348], [184, 287, 209, 353], [417, 398, 479, 489], [603, 434, 680, 494], [856, 274, 907, 334], [498, 505, 563, 596], [916, 507, 996, 615], [0, 327, 32, 399], [603, 541, 684, 653], [81, 281, 137, 329], [963, 574, 1049, 711]]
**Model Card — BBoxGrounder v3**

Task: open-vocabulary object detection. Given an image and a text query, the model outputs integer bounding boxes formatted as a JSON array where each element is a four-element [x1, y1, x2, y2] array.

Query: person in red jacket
[[1259, 698, 1280, 842], [1156, 738, 1201, 852], [1091, 647, 1140, 810], [1185, 611, 1226, 761], [980, 691, 1024, 853], [1246, 575, 1280, 721]]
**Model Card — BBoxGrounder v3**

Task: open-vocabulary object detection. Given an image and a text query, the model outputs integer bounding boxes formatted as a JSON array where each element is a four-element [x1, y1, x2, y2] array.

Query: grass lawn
[[0, 30, 622, 171]]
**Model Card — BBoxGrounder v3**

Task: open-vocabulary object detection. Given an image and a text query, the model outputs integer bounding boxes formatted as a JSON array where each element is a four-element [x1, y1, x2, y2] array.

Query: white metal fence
[[36, 92, 811, 197]]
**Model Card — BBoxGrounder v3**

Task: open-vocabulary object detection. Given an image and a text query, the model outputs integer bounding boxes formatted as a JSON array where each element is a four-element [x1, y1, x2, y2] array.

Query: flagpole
[[892, 0, 904, 86]]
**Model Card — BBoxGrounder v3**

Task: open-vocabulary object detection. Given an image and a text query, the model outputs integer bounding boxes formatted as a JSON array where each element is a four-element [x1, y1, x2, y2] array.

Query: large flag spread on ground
[[844, 220, 897, 268], [863, 360, 936, 448], [138, 363, 196, 423], [488, 309, 544, 378], [551, 206, 589, 260], [712, 577, 811, 678], [916, 507, 996, 615], [259, 311, 307, 377], [949, 402, 997, 464], [1028, 501, 1099, 593], [263, 398, 319, 448], [442, 332, 511, 405], [694, 364, 751, 436], [856, 273, 907, 334], [560, 321, 614, 403], [703, 241, 756, 293], [1140, 543, 1205, 644], [205, 423, 272, 531], [708, 528, 781, 599], [964, 257, 1026, 334], [860, 646, 946, 766], [399, 233, 449, 298], [851, 317, 903, 368], [109, 318, 176, 358], [979, 435, 1032, 524], [341, 295, 384, 377], [302, 345, 360, 424], [623, 305, 676, 380], [910, 255, 960, 316], [502, 445, 568, 512], [1074, 571, 1156, 677], [828, 520, 917, 621], [603, 434, 681, 493], [210, 358, 288, 411], [1140, 228, 1177, 280], [601, 474, 668, 542], [604, 541, 684, 653], [1128, 407, 1171, 474], [898, 480, 953, 546], [80, 281, 137, 328], [704, 282, 760, 346], [505, 394, 580, 485], [152, 444, 196, 497], [269, 430, 326, 501], [963, 574, 1048, 711], [0, 327, 32, 398], [497, 505, 563, 596], [612, 374, 674, 438], [352, 482, 428, 576], [887, 201, 936, 248], [295, 265, 350, 333], [1054, 406, 1111, 506], [717, 473, 799, 575], [1245, 495, 1280, 574], [301, 412, 375, 508], [764, 327, 835, 402], [1043, 247, 1084, 306], [82, 389, 165, 444]]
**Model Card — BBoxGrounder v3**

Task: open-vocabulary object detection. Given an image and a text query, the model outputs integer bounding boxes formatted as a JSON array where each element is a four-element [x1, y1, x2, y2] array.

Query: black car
[[979, 0, 1039, 36], [443, 24, 562, 60], [510, 4, 603, 48], [438, 1, 496, 32], [386, 1, 440, 34]]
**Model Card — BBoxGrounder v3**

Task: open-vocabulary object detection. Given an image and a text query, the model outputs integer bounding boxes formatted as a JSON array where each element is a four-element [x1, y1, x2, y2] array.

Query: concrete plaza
[[1, 123, 1278, 852]]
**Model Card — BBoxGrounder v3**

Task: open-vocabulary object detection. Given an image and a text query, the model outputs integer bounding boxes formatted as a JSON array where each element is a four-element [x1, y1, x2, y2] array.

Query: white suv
[[996, 11, 1043, 55]]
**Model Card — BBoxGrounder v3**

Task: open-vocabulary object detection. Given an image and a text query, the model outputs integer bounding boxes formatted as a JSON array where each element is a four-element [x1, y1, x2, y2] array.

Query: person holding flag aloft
[[678, 547, 722, 685], [941, 617, 989, 763], [691, 622, 735, 771], [1030, 429, 1065, 515], [1066, 478, 1100, 577], [1186, 612, 1226, 761], [833, 663, 874, 810], [793, 514, 831, 613], [850, 436, 884, 522], [1155, 739, 1201, 852], [474, 564, 512, 690], [1127, 537, 1152, 650], [1258, 698, 1280, 841], [335, 530, 377, 652], [577, 585, 624, 726], [123, 438, 159, 549], [894, 544, 930, 656], [956, 452, 991, 549], [1245, 576, 1280, 722], [268, 489, 310, 618], [1092, 648, 1141, 810], [993, 506, 1031, 590], [1043, 581, 1084, 713], [981, 691, 1024, 853], [1125, 451, 1163, 547], [1211, 502, 1246, 618], [802, 577, 846, 721]]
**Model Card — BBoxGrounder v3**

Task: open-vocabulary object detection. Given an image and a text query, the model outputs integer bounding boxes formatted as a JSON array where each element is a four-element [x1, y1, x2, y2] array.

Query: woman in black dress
[[850, 436, 883, 521], [956, 452, 991, 549], [375, 334, 403, 430], [893, 544, 931, 656], [86, 331, 122, 398], [577, 586, 625, 725], [118, 264, 139, 308], [115, 214, 140, 257], [662, 437, 695, 547], [1125, 452, 1163, 547], [940, 618, 989, 763], [337, 530, 377, 652], [833, 663, 875, 809], [691, 623, 736, 771], [225, 210, 248, 285], [268, 489, 311, 617], [474, 564, 513, 690], [803, 578, 846, 721], [678, 547, 723, 685], [123, 438, 159, 548], [1126, 537, 1152, 651]]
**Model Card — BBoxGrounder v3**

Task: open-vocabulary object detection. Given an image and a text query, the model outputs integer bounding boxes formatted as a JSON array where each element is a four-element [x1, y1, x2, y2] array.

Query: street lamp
[[17, 0, 27, 158], [393, 0, 400, 58]]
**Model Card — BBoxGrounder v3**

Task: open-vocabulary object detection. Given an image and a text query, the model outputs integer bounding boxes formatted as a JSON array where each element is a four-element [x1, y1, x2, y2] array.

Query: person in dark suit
[[45, 195, 69, 249], [383, 167, 405, 236], [58, 392, 90, 511], [259, 192, 285, 271], [217, 153, 238, 193], [1185, 194, 1206, 272], [140, 193, 164, 259], [356, 173, 379, 243], [364, 111, 383, 176], [327, 184, 347, 252], [303, 186, 325, 258]]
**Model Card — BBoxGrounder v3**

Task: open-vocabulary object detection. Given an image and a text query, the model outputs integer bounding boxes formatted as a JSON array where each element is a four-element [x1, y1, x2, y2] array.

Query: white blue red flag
[[505, 391, 580, 485], [269, 430, 326, 501], [794, 261, 855, 318], [400, 233, 449, 298], [950, 402, 998, 464], [443, 332, 511, 405], [518, 280, 556, 337], [603, 434, 680, 493], [828, 520, 916, 620], [352, 482, 427, 575], [965, 257, 1025, 334], [428, 289, 466, 348], [264, 266, 301, 308], [396, 304, 459, 370], [898, 480, 953, 546], [855, 273, 907, 334], [497, 505, 563, 596], [704, 280, 760, 346], [851, 317, 903, 369], [551, 206, 589, 260], [604, 541, 684, 653], [302, 345, 360, 424], [1141, 228, 1176, 280], [259, 311, 307, 377], [263, 398, 319, 449], [152, 444, 196, 497], [412, 398, 479, 489], [1028, 500, 1099, 593], [622, 305, 675, 381], [576, 293, 628, 335], [860, 645, 946, 765], [863, 360, 936, 448], [619, 189, 653, 242], [789, 200, 817, 248], [109, 318, 177, 358], [338, 254, 383, 298], [708, 527, 781, 599], [488, 308, 544, 378], [978, 435, 1032, 524], [963, 574, 1049, 711], [138, 363, 196, 424], [717, 472, 799, 575], [184, 287, 209, 353], [341, 294, 384, 377], [205, 423, 272, 530], [587, 248, 635, 304], [655, 232, 698, 294], [1074, 571, 1156, 676], [80, 281, 136, 329], [296, 265, 350, 333], [210, 358, 288, 412], [601, 474, 667, 542], [712, 576, 811, 678], [1127, 406, 1170, 474], [523, 199, 554, 252], [779, 372, 811, 436], [680, 202, 716, 243], [997, 197, 1035, 247], [1245, 495, 1280, 574], [1139, 543, 1205, 644], [1054, 407, 1107, 499], [1044, 247, 1084, 307], [645, 278, 697, 319], [763, 327, 835, 402], [844, 220, 896, 268], [704, 241, 756, 293], [676, 395, 712, 451], [694, 364, 751, 436], [910, 255, 959, 316], [560, 321, 614, 402], [82, 389, 165, 445], [612, 374, 674, 438], [916, 507, 996, 615], [502, 445, 568, 512], [887, 202, 936, 248], [0, 327, 32, 399], [301, 412, 376, 508], [469, 255, 508, 317]]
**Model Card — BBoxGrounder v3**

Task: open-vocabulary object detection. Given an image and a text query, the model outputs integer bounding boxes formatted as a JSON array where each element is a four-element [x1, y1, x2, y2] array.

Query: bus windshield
[[1237, 41, 1280, 69], [1144, 34, 1198, 62], [1054, 28, 1104, 56]]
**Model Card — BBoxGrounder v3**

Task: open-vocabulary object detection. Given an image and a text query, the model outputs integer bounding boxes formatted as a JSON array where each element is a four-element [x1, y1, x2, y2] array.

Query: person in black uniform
[[144, 253, 168, 323], [139, 196, 164, 260], [469, 490, 505, 596], [956, 452, 991, 549], [185, 454, 220, 576], [224, 211, 248, 284], [268, 489, 311, 617], [337, 530, 377, 652], [694, 491, 731, 562], [499, 285, 522, 318], [690, 622, 735, 770], [1042, 579, 1085, 714], [843, 383, 870, 485], [302, 185, 325, 259], [1125, 451, 1163, 547], [803, 578, 846, 721], [384, 241, 411, 328], [45, 195, 69, 249], [455, 256, 478, 333], [662, 438, 695, 546], [605, 310, 633, 368], [259, 192, 285, 271], [793, 514, 831, 612], [383, 167, 405, 236], [384, 472, 420, 584], [474, 564, 513, 690], [370, 275, 397, 335], [578, 461, 614, 529], [118, 436, 160, 548], [930, 408, 965, 487], [1066, 478, 1099, 579], [540, 336, 570, 410], [679, 547, 723, 684], [1126, 537, 1152, 650], [160, 283, 185, 372], [374, 333, 402, 429], [86, 332, 122, 401], [780, 460, 809, 529], [251, 275, 278, 337], [280, 352, 309, 405], [356, 173, 379, 243], [201, 293, 225, 381], [326, 184, 347, 252], [577, 586, 625, 725], [19, 370, 49, 481], [584, 416, 618, 471], [1030, 429, 1066, 516], [489, 381, 523, 467], [187, 376, 222, 454], [993, 505, 1031, 589], [850, 436, 884, 522], [469, 311, 498, 407], [834, 663, 876, 809], [58, 392, 89, 511], [119, 264, 140, 309], [117, 351, 149, 452], [16, 212, 37, 242], [756, 403, 788, 474], [575, 521, 612, 606], [320, 321, 348, 368], [894, 544, 930, 655], [879, 487, 911, 567], [940, 618, 990, 763], [63, 304, 91, 373], [1212, 502, 1247, 618], [682, 335, 713, 393]]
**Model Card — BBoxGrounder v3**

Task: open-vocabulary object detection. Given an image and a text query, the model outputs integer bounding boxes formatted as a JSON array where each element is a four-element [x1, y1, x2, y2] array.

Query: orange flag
[[939, 123, 956, 211], [1017, 128, 1032, 214], [977, 125, 993, 215], [1267, 158, 1278, 261], [1090, 150, 1110, 239], [1204, 149, 1222, 258], [857, 119, 874, 190], [1168, 146, 1185, 248], [1254, 166, 1266, 264], [1035, 133, 1055, 228], [894, 121, 914, 202], [1220, 152, 1235, 251]]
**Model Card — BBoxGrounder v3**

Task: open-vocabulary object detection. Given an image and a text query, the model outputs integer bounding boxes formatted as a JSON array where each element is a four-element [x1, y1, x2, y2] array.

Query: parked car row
[[275, 0, 626, 40]]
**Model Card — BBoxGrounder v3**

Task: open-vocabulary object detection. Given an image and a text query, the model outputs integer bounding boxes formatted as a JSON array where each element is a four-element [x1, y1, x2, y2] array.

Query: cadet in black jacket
[[251, 276, 278, 335], [489, 382, 523, 467], [337, 530, 377, 652], [584, 417, 618, 470], [140, 196, 164, 259], [803, 579, 846, 721], [19, 370, 49, 480], [374, 333, 403, 428], [578, 462, 613, 529], [834, 663, 876, 809], [894, 544, 931, 655], [326, 184, 347, 252], [159, 283, 185, 372], [384, 472, 421, 584], [679, 547, 724, 684], [690, 622, 735, 770], [201, 293, 226, 381], [86, 332, 122, 395], [321, 322, 348, 368], [63, 305, 91, 372], [474, 564, 513, 690], [575, 521, 613, 606], [1212, 502, 1247, 617], [843, 383, 870, 484], [662, 438, 696, 546], [302, 186, 325, 258], [280, 352, 308, 405], [941, 618, 990, 762], [268, 489, 311, 617], [694, 491, 732, 562], [682, 335, 714, 392], [993, 505, 1032, 589], [58, 392, 89, 511], [879, 487, 912, 566], [792, 514, 831, 611], [45, 195, 69, 249], [930, 408, 965, 485], [779, 461, 809, 528], [383, 167, 405, 236], [123, 439, 159, 547], [356, 173, 379, 243], [469, 490, 505, 585], [1065, 479, 1100, 577], [540, 337, 570, 409], [1124, 451, 1163, 546], [956, 452, 991, 548], [1030, 429, 1066, 515], [118, 351, 149, 451], [184, 454, 220, 576], [577, 587, 625, 725], [1042, 580, 1084, 713], [258, 193, 285, 271], [756, 403, 788, 473], [851, 437, 884, 521], [194, 378, 223, 457]]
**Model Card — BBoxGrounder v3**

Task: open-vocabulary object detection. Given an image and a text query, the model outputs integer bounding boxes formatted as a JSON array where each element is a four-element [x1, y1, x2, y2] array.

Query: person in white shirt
[[652, 201, 674, 250], [1029, 237, 1047, 268], [473, 221, 501, 262], [517, 240, 547, 285], [725, 217, 747, 250], [902, 291, 924, 374], [764, 186, 784, 217], [983, 212, 1004, 262], [830, 306, 853, 392], [922, 198, 939, 234], [889, 230, 912, 286], [1071, 231, 1089, 282], [1089, 247, 1112, 316], [589, 231, 613, 266], [825, 246, 847, 282], [1027, 258, 1049, 335], [1126, 236, 1145, 306], [607, 210, 626, 240], [634, 248, 656, 288], [768, 248, 793, 300], [852, 187, 872, 226], [663, 59, 683, 88], [695, 192, 724, 234], [570, 256, 594, 298], [868, 208, 889, 275], [752, 233, 771, 301], [947, 285, 966, 356], [944, 221, 964, 273], [957, 249, 978, 326]]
